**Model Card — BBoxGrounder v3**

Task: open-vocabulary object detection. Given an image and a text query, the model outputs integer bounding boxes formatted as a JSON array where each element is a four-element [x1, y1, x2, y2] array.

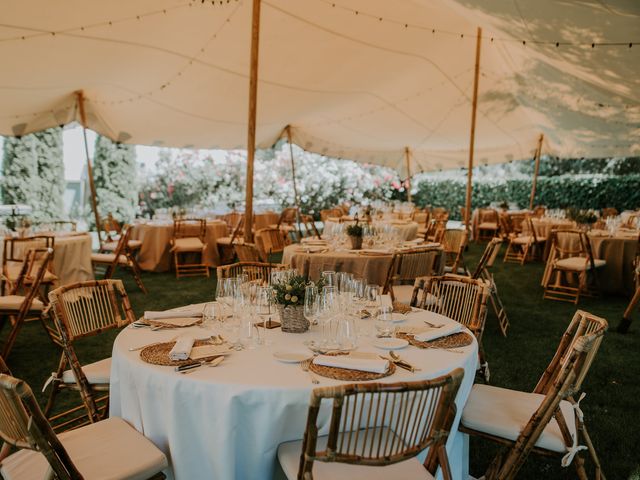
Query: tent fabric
[[0, 0, 638, 173]]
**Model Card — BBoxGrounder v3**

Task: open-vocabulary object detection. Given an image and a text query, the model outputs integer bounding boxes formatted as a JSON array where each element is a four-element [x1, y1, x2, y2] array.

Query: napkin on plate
[[313, 355, 389, 373], [169, 335, 195, 361], [144, 306, 203, 320], [148, 317, 201, 328], [414, 323, 463, 342]]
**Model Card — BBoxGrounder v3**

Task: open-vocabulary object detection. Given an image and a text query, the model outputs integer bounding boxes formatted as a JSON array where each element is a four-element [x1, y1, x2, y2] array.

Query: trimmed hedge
[[413, 174, 640, 219]]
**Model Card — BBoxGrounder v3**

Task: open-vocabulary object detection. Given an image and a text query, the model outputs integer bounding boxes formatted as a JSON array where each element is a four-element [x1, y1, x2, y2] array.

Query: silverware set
[[299, 358, 320, 384], [176, 356, 225, 374]]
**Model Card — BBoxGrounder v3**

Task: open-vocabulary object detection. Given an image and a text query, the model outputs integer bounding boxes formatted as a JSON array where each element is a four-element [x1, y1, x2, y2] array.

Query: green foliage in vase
[[93, 135, 137, 225], [272, 275, 323, 306], [345, 223, 363, 237], [566, 207, 598, 224], [1, 127, 65, 223]]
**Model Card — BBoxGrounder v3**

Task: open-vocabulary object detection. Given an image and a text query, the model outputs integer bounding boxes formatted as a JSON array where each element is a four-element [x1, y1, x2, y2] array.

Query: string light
[[315, 0, 639, 49]]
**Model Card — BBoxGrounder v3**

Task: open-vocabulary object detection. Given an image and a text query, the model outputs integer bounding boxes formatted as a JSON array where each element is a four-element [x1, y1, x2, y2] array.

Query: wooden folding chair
[[99, 213, 143, 263], [532, 205, 546, 218], [0, 248, 52, 359], [216, 262, 285, 285], [477, 208, 499, 242], [300, 214, 322, 239], [543, 229, 605, 304], [170, 218, 209, 278], [383, 246, 443, 304], [2, 236, 56, 299], [254, 227, 287, 262], [44, 279, 136, 433], [273, 207, 300, 241], [503, 217, 545, 264], [277, 369, 464, 480], [469, 238, 509, 336], [460, 311, 608, 480], [91, 224, 147, 293], [216, 216, 245, 265], [618, 240, 640, 333], [0, 373, 167, 479], [442, 229, 468, 274], [233, 243, 262, 263], [414, 274, 491, 381]]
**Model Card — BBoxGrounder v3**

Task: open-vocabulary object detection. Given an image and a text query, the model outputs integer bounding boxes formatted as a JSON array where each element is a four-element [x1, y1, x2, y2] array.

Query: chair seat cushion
[[172, 237, 205, 252], [91, 252, 129, 265], [0, 417, 168, 480], [216, 237, 245, 246], [101, 240, 143, 252], [461, 384, 576, 453], [478, 222, 498, 230], [512, 235, 533, 245], [5, 264, 57, 283], [555, 256, 606, 271], [277, 427, 435, 480], [0, 295, 44, 311], [61, 357, 111, 385]]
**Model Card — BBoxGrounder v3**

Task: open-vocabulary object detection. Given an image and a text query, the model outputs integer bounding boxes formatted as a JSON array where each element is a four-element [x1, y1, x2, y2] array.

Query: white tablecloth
[[111, 306, 477, 480]]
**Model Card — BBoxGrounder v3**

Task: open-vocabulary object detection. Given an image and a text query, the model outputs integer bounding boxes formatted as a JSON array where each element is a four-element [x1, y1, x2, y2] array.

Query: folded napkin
[[169, 335, 195, 361], [414, 322, 463, 342], [148, 317, 201, 328], [313, 355, 389, 373], [144, 306, 203, 320]]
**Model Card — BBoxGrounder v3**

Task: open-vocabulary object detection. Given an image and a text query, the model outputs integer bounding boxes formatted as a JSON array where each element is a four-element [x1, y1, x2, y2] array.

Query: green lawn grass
[[3, 243, 639, 479]]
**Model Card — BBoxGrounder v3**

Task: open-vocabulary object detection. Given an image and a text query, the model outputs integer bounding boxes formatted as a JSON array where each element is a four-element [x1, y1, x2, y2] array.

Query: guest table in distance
[[110, 303, 478, 480]]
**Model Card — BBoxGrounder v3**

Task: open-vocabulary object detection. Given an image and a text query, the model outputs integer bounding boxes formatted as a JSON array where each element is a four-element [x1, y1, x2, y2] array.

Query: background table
[[323, 220, 419, 241], [131, 221, 228, 272], [0, 232, 94, 286], [110, 306, 478, 480]]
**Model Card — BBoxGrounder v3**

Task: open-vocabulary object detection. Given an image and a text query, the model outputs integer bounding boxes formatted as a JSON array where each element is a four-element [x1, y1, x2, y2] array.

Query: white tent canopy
[[1, 0, 639, 175]]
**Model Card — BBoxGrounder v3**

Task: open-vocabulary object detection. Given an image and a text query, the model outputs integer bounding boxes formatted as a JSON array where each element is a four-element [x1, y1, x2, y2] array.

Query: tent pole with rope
[[75, 90, 102, 244], [529, 133, 545, 210], [464, 27, 482, 232], [285, 125, 303, 239], [404, 146, 412, 204]]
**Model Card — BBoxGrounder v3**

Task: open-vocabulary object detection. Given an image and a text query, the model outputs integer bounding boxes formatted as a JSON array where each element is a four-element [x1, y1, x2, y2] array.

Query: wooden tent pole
[[244, 0, 262, 243], [464, 27, 482, 231], [75, 90, 102, 243], [528, 133, 545, 210], [404, 147, 412, 203], [285, 126, 303, 238]]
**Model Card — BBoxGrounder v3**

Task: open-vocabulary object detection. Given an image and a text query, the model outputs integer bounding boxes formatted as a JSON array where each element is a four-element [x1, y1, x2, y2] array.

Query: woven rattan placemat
[[395, 331, 473, 349]]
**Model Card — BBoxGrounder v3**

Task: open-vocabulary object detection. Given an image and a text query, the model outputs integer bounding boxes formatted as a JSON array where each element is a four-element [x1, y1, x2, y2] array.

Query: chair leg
[[43, 353, 67, 417], [618, 286, 640, 333], [1, 312, 26, 359], [579, 421, 606, 480], [128, 254, 148, 294]]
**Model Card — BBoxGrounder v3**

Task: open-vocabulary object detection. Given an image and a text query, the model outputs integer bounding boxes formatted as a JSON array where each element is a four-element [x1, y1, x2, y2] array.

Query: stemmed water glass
[[304, 285, 319, 326], [321, 271, 337, 287], [318, 285, 338, 347]]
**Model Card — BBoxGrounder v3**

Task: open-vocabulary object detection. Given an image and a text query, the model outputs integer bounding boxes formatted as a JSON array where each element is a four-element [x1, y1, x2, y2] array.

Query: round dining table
[[282, 243, 444, 286], [130, 220, 229, 272], [110, 305, 478, 480], [323, 219, 419, 241]]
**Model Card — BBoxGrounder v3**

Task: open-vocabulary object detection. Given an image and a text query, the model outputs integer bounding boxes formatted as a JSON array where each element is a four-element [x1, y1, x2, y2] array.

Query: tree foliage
[[1, 128, 65, 222], [93, 135, 137, 224]]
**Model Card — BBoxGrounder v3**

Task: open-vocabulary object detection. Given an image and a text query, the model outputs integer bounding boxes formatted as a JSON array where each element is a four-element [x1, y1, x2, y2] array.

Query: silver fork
[[300, 359, 320, 384]]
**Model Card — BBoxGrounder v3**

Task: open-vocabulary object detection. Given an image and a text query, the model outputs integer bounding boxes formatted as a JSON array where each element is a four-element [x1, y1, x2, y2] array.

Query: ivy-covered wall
[[1, 128, 65, 222], [413, 174, 640, 219], [93, 135, 137, 224]]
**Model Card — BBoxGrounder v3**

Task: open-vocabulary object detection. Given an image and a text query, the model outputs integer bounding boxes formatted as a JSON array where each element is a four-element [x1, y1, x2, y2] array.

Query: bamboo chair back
[[301, 214, 322, 239], [431, 208, 449, 221], [101, 213, 122, 242], [601, 208, 617, 218], [418, 274, 490, 334], [221, 212, 243, 231], [277, 207, 298, 228], [3, 235, 54, 267], [384, 247, 441, 297], [412, 211, 428, 225], [173, 218, 206, 241], [255, 228, 286, 260], [510, 214, 526, 234], [533, 206, 546, 218], [101, 225, 132, 279], [299, 370, 464, 478], [216, 262, 285, 285], [234, 243, 262, 263], [625, 213, 639, 229], [524, 217, 541, 243], [471, 238, 503, 279], [534, 310, 608, 395], [479, 208, 498, 224], [498, 215, 512, 238], [48, 279, 135, 341], [0, 374, 82, 478]]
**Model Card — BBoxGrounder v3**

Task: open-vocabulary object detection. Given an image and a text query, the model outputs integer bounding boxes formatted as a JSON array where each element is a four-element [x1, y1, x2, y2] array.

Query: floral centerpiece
[[345, 222, 364, 250], [272, 275, 322, 333], [566, 208, 598, 227]]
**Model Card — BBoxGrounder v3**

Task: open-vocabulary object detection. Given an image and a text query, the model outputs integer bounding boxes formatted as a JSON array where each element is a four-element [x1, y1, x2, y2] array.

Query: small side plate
[[273, 351, 310, 363], [372, 338, 409, 350]]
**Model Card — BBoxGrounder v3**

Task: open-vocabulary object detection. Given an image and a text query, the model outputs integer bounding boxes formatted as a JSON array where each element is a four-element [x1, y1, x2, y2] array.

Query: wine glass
[[365, 284, 381, 310], [202, 302, 217, 330], [375, 306, 394, 338], [321, 271, 337, 287], [304, 285, 319, 326], [318, 285, 338, 347]]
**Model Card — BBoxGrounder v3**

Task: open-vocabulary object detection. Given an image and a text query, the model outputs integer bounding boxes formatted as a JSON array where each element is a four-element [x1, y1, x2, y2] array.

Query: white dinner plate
[[372, 338, 409, 350], [272, 351, 310, 363]]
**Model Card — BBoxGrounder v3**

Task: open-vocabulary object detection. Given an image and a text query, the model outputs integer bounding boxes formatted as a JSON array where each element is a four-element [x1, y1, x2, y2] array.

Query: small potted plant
[[499, 200, 509, 211], [272, 275, 315, 333], [345, 222, 364, 250], [566, 208, 598, 229]]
